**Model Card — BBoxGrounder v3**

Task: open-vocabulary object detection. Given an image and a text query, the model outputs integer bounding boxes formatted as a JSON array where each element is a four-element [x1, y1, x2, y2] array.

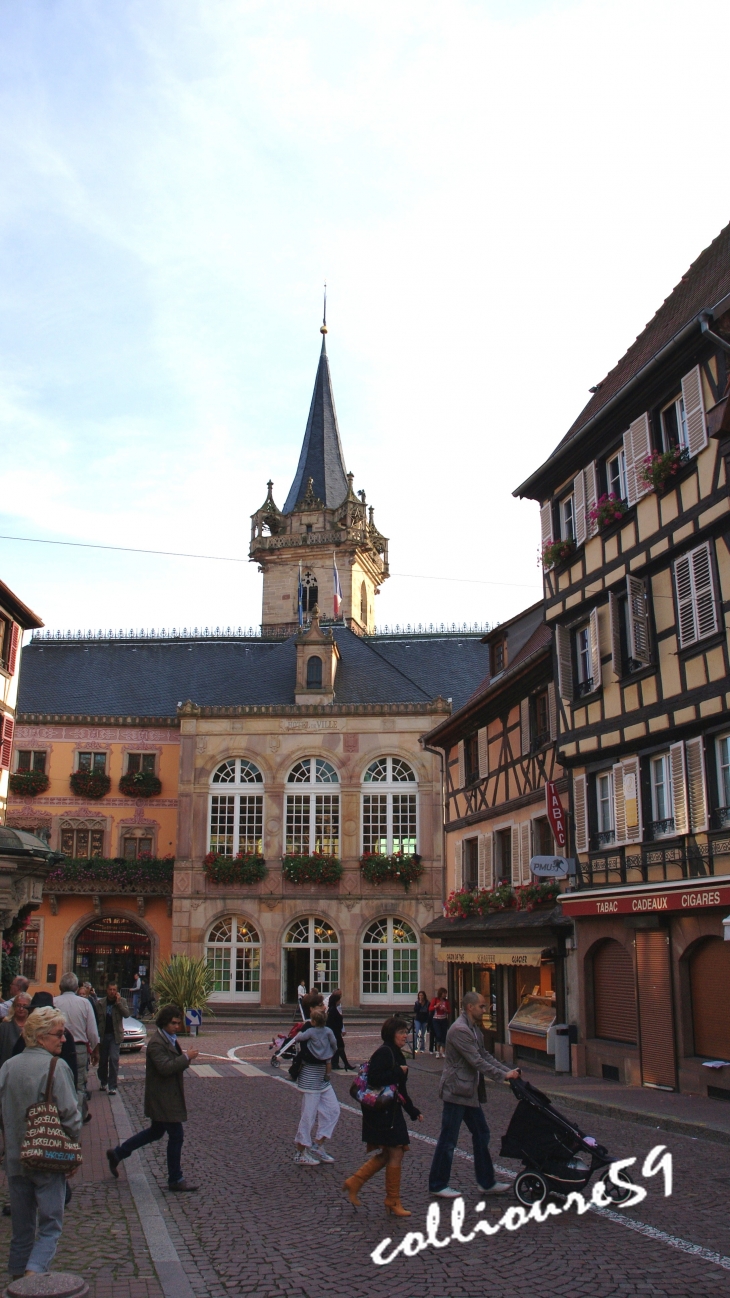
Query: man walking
[[106, 1004, 199, 1192], [95, 983, 131, 1096], [54, 973, 99, 1122], [429, 991, 520, 1199]]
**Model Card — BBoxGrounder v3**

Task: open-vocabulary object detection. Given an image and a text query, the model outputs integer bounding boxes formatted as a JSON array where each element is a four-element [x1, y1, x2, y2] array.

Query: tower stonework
[[249, 330, 389, 635]]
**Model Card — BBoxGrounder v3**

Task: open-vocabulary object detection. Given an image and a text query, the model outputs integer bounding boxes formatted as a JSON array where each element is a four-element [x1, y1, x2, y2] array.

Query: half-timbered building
[[515, 220, 730, 1094]]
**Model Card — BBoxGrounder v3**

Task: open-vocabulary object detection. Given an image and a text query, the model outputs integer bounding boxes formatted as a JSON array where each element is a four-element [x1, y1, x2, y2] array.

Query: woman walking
[[343, 1016, 422, 1217], [293, 1004, 340, 1165], [412, 991, 429, 1054], [429, 988, 451, 1059], [326, 992, 352, 1071]]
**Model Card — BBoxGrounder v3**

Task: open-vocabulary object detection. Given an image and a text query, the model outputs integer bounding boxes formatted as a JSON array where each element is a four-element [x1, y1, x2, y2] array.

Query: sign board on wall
[[440, 948, 544, 966], [560, 885, 730, 917], [545, 782, 566, 849], [530, 855, 575, 879]]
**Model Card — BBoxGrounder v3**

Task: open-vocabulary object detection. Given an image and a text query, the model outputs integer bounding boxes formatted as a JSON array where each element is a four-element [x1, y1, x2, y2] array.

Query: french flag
[[333, 553, 343, 619]]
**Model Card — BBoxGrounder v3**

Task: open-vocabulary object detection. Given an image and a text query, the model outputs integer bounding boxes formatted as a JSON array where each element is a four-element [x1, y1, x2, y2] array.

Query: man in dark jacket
[[94, 983, 131, 1096], [106, 1004, 199, 1191]]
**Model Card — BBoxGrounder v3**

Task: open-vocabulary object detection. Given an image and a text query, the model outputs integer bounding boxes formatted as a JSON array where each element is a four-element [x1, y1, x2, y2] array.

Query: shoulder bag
[[20, 1056, 83, 1176], [349, 1047, 403, 1109]]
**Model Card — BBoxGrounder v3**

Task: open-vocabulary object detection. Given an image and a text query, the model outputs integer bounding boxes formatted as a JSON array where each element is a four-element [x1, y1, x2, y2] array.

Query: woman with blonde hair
[[0, 995, 32, 1069], [0, 1006, 81, 1276]]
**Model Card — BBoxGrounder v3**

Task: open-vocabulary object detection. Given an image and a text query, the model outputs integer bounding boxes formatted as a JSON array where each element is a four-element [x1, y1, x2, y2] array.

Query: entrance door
[[74, 916, 151, 997], [636, 930, 676, 1089], [285, 948, 311, 1004]]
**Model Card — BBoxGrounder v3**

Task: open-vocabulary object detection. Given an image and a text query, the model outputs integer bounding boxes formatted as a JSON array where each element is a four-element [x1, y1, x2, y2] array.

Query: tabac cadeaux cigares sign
[[559, 883, 730, 917]]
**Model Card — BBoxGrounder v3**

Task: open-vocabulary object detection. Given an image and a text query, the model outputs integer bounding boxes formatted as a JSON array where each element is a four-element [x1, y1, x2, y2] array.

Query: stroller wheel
[[598, 1170, 635, 1206], [270, 1055, 281, 1069], [514, 1171, 548, 1206]]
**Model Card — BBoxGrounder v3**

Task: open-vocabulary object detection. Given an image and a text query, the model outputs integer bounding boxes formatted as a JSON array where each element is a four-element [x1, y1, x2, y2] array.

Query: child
[[293, 1005, 340, 1165]]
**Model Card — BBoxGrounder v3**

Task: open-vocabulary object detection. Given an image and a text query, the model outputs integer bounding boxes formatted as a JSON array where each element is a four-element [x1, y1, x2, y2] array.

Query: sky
[[2, 0, 730, 639]]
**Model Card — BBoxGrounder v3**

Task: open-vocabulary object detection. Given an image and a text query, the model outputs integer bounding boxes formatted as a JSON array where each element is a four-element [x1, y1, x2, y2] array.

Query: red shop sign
[[560, 885, 730, 917], [545, 781, 566, 850]]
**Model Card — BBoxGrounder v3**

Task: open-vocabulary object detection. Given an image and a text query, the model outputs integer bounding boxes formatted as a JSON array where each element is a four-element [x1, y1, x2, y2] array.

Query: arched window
[[206, 916, 261, 1000], [282, 915, 339, 1000], [301, 570, 318, 614], [362, 757, 417, 856], [209, 759, 264, 856], [306, 655, 323, 688], [361, 916, 419, 1002], [360, 581, 367, 625], [60, 819, 106, 859], [286, 758, 339, 856]]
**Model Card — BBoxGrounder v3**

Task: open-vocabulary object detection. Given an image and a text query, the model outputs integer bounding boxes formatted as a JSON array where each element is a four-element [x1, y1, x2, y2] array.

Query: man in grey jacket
[[429, 991, 520, 1198]]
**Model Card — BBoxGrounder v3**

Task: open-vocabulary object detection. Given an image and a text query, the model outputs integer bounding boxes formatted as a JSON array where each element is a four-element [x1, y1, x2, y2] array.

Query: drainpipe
[[699, 312, 730, 355]]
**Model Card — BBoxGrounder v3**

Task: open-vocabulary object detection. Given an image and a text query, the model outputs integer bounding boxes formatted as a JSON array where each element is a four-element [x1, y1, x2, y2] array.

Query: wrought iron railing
[[593, 830, 615, 849], [578, 836, 730, 888], [712, 807, 730, 830], [576, 677, 594, 698], [647, 818, 675, 839]]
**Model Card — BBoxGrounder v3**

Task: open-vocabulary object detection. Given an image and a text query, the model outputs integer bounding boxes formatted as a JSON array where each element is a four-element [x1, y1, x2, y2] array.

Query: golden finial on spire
[[320, 282, 327, 335]]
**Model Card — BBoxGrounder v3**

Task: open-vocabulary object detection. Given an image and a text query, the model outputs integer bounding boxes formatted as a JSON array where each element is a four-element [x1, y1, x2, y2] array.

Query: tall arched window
[[301, 570, 318, 614], [206, 916, 261, 1000], [209, 759, 264, 856], [361, 917, 419, 1002], [286, 758, 339, 855], [306, 656, 323, 688], [360, 581, 367, 624], [362, 757, 417, 855], [282, 915, 339, 1000]]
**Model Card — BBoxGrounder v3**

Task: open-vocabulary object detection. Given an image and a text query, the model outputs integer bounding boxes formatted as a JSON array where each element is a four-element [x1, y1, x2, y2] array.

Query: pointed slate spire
[[283, 317, 349, 514]]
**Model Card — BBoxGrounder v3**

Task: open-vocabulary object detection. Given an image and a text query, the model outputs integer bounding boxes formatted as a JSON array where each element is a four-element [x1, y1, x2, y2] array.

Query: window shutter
[[589, 606, 601, 691], [477, 727, 489, 779], [453, 839, 463, 892], [624, 412, 652, 506], [681, 365, 707, 457], [7, 624, 19, 676], [520, 820, 531, 884], [457, 741, 465, 789], [540, 501, 553, 548], [573, 471, 586, 547], [685, 737, 708, 833], [573, 774, 589, 854], [614, 756, 642, 845], [556, 624, 573, 703], [674, 542, 718, 647], [0, 716, 14, 770], [548, 682, 557, 739], [674, 552, 695, 647], [626, 575, 651, 664], [584, 462, 598, 539], [520, 698, 530, 754], [510, 824, 520, 886], [608, 590, 622, 678], [669, 741, 688, 836], [478, 832, 493, 891]]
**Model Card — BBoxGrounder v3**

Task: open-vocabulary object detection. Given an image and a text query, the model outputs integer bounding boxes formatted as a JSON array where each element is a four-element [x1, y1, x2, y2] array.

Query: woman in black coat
[[342, 1015, 422, 1217], [326, 991, 352, 1071]]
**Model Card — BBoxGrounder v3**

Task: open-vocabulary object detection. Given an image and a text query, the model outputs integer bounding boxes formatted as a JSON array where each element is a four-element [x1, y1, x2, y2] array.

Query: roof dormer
[[294, 607, 340, 704]]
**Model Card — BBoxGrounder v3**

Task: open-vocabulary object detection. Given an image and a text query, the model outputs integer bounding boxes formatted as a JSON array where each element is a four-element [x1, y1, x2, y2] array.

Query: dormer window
[[491, 638, 506, 677], [306, 655, 323, 688]]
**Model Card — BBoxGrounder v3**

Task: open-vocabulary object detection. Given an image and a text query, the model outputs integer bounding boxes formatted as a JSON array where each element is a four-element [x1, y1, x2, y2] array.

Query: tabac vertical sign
[[545, 781, 566, 850]]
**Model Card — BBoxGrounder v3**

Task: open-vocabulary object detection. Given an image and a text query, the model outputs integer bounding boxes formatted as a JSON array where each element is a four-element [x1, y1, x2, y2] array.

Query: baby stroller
[[501, 1077, 635, 1208], [270, 1022, 305, 1069]]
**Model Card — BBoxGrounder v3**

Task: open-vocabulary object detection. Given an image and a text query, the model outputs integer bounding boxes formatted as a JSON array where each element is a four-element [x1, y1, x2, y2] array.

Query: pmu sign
[[545, 781, 566, 849]]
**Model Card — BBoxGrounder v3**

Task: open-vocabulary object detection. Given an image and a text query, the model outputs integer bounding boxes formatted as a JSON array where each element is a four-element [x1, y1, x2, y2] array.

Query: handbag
[[349, 1048, 402, 1109], [20, 1056, 83, 1176]]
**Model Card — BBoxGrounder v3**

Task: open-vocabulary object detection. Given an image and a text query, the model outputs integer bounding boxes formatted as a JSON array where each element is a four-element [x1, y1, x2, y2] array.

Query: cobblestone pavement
[[3, 1026, 730, 1298]]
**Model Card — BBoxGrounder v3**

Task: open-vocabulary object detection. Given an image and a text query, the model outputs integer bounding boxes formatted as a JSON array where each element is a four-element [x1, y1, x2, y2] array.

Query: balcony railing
[[712, 807, 730, 830], [576, 677, 594, 698], [593, 830, 615, 849], [578, 836, 730, 888], [647, 818, 675, 840]]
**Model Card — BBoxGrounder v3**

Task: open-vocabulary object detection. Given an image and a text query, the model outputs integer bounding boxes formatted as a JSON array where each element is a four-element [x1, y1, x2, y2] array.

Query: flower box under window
[[360, 853, 423, 892], [281, 854, 342, 885], [203, 853, 267, 886]]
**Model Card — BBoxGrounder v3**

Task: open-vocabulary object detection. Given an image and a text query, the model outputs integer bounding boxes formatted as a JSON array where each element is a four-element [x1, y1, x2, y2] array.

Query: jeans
[[115, 1121, 185, 1185], [132, 993, 141, 1016], [7, 1171, 66, 1274], [99, 1036, 121, 1089], [414, 1023, 428, 1051], [74, 1043, 89, 1119], [429, 1102, 496, 1192], [294, 1087, 340, 1147]]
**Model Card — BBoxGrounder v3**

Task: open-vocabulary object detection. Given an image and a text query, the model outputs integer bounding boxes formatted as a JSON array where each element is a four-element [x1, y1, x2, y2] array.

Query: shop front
[[423, 907, 573, 1069], [560, 876, 730, 1095]]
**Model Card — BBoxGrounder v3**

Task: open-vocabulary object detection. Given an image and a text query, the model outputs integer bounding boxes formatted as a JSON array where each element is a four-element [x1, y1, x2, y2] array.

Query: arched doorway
[[282, 917, 339, 1002], [74, 916, 151, 996], [690, 937, 730, 1058]]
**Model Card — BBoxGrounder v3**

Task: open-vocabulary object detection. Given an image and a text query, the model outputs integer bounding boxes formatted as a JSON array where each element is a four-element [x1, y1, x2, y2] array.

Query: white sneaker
[[294, 1150, 319, 1166], [313, 1146, 335, 1163], [482, 1182, 511, 1196], [432, 1187, 460, 1198]]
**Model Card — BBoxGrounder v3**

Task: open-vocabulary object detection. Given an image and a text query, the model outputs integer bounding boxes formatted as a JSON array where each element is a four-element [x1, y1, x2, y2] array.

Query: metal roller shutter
[[690, 939, 730, 1060], [636, 930, 676, 1089], [593, 940, 638, 1044]]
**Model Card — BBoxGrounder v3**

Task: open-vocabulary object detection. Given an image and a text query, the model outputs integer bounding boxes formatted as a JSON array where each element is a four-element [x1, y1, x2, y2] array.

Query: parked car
[[122, 1016, 147, 1052]]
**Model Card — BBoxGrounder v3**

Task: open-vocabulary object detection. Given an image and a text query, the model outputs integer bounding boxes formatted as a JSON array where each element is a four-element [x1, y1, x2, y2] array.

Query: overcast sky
[[2, 0, 730, 638]]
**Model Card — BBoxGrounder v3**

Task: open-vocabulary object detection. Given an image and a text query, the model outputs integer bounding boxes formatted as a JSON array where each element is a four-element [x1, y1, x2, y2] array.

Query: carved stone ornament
[[196, 737, 208, 754], [299, 477, 324, 510]]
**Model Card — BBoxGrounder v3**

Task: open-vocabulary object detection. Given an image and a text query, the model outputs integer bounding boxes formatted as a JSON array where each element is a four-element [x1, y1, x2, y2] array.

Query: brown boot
[[342, 1152, 388, 1207], [384, 1164, 411, 1217]]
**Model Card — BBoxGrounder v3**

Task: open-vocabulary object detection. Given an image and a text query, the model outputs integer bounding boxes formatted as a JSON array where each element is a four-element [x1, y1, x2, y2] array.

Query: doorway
[[74, 916, 151, 997], [285, 948, 311, 1003]]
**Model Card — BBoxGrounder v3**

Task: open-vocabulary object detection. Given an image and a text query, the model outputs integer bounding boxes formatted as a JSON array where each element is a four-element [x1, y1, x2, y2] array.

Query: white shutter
[[453, 839, 463, 891], [520, 698, 530, 754], [520, 820, 531, 884], [573, 471, 586, 547], [548, 682, 557, 739], [573, 774, 589, 854], [669, 741, 688, 836], [478, 727, 489, 779], [614, 756, 642, 845], [510, 824, 520, 886], [674, 542, 718, 647], [681, 365, 707, 457], [540, 501, 553, 547], [556, 623, 573, 702], [478, 832, 493, 891], [589, 606, 601, 692], [624, 412, 652, 506], [626, 575, 651, 665], [685, 738, 708, 833], [584, 462, 599, 539], [608, 590, 622, 678], [457, 741, 465, 789]]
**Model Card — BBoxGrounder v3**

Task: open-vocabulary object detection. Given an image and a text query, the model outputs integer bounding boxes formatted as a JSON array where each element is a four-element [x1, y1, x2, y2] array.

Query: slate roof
[[18, 628, 490, 718], [283, 336, 349, 513]]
